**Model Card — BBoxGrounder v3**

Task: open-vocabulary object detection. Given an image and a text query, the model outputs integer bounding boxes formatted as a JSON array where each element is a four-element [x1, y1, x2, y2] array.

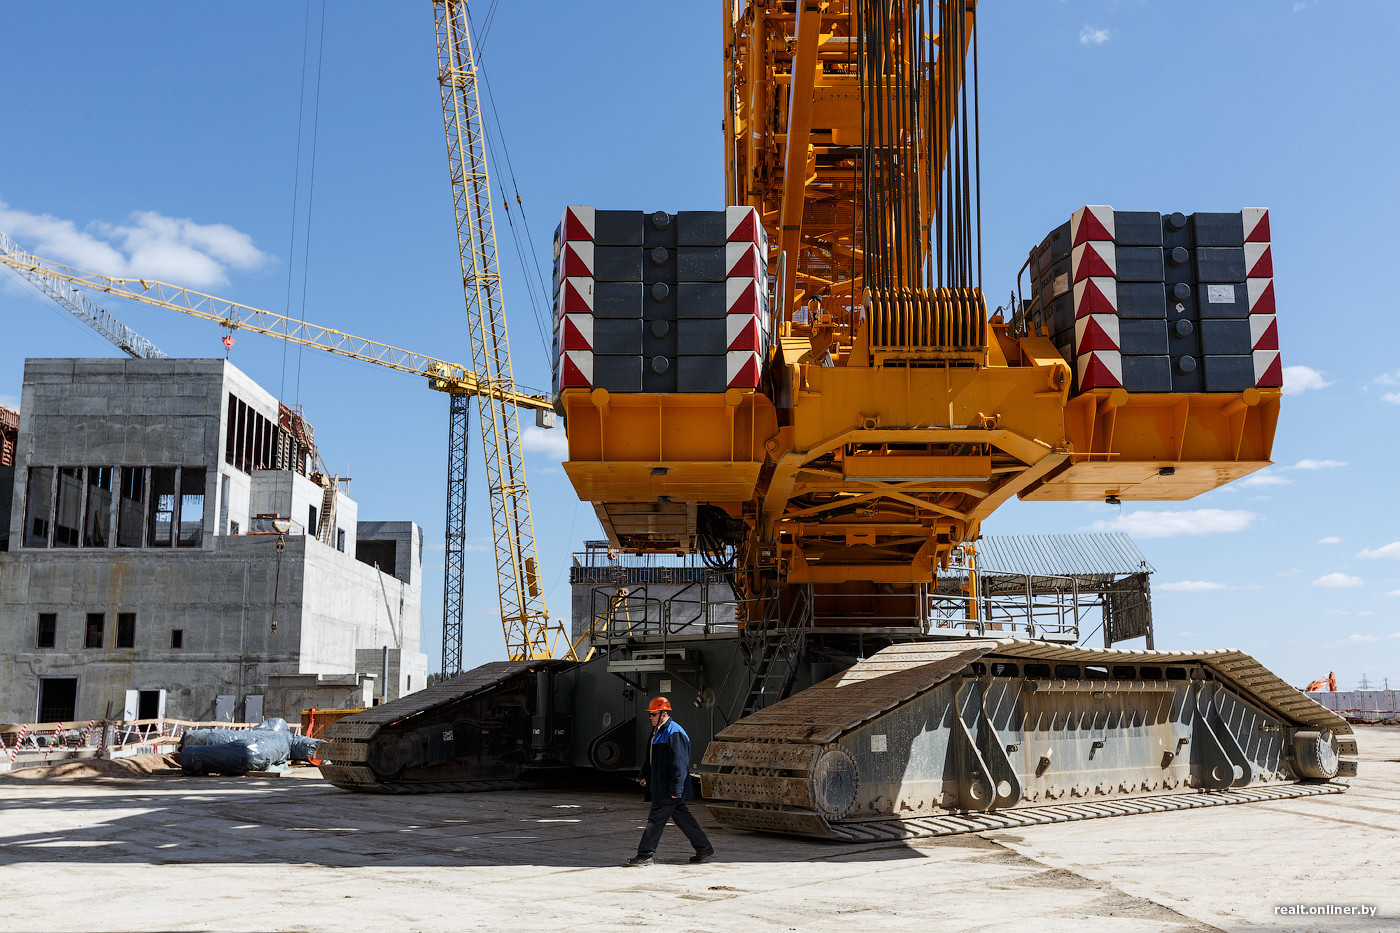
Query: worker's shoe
[[625, 854, 654, 867], [689, 847, 715, 864]]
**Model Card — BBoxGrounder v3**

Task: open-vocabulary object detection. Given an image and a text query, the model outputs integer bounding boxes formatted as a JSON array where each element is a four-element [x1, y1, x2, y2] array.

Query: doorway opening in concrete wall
[[137, 690, 163, 720], [38, 678, 76, 722]]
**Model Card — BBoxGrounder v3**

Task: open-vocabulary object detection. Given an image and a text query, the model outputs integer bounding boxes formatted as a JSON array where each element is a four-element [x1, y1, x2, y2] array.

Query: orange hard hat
[[647, 696, 672, 713]]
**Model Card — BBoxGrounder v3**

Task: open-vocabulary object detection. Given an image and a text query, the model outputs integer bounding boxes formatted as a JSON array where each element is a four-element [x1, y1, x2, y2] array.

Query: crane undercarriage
[[321, 622, 1355, 840]]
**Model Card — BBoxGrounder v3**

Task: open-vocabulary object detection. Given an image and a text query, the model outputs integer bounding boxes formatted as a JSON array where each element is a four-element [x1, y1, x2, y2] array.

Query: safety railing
[[0, 717, 273, 768]]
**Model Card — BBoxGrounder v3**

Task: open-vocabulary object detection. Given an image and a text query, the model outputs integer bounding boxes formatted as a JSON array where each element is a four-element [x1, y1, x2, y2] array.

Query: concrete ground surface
[[1, 729, 1396, 933]]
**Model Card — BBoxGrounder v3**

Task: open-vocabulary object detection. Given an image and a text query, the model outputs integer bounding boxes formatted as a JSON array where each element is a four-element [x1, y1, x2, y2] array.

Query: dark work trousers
[[637, 798, 711, 856]]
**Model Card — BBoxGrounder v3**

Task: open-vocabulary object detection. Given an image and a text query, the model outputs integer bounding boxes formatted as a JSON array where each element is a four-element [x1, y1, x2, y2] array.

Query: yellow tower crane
[[0, 241, 570, 661], [433, 0, 560, 664]]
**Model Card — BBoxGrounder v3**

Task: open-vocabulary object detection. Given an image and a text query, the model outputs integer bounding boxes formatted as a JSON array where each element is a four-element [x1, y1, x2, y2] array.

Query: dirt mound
[[1, 753, 181, 781]]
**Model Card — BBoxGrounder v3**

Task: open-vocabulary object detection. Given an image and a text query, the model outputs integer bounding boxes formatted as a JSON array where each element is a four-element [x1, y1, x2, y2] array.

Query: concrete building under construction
[[0, 357, 427, 724]]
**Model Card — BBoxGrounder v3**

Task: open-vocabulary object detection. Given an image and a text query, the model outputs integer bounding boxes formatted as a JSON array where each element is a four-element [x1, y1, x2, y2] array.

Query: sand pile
[[1, 753, 181, 780]]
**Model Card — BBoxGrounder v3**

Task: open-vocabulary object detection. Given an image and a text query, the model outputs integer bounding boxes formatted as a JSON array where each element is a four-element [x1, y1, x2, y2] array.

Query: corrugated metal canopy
[[974, 533, 1154, 577]]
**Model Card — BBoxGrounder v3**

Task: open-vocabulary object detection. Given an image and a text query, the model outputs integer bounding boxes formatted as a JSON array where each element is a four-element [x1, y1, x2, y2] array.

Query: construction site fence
[[0, 717, 291, 767]]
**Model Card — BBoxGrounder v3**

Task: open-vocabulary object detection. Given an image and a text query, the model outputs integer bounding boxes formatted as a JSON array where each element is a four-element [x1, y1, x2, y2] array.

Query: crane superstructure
[[313, 1, 1356, 839]]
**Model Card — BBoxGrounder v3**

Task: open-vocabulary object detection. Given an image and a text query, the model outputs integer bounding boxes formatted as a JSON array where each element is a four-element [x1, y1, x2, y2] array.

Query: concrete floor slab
[[1, 728, 1396, 932]]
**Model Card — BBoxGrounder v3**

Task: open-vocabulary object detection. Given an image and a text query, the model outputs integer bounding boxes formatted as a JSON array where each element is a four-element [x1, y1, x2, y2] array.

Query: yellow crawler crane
[[548, 0, 1355, 839]]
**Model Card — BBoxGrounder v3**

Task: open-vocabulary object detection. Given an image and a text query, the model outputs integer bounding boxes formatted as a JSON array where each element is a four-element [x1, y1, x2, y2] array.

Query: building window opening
[[38, 678, 77, 723], [85, 466, 114, 547], [53, 467, 84, 547], [116, 612, 136, 649], [308, 505, 318, 537], [117, 467, 146, 547], [171, 629, 184, 649], [36, 612, 57, 649], [23, 466, 54, 547], [230, 520, 240, 535], [85, 613, 105, 649], [148, 468, 176, 547], [178, 467, 206, 547], [336, 528, 345, 552]]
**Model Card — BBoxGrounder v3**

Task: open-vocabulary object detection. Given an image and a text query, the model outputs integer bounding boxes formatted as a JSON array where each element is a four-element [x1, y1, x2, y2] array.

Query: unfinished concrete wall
[[265, 672, 376, 722], [0, 358, 427, 724]]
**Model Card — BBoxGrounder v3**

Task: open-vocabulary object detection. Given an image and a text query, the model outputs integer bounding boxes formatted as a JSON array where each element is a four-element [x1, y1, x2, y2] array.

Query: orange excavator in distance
[[318, 0, 1356, 842], [1305, 674, 1338, 692]]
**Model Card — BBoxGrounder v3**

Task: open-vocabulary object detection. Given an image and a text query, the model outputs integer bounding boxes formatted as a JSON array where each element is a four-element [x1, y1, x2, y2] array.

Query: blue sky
[[2, 2, 1397, 690]]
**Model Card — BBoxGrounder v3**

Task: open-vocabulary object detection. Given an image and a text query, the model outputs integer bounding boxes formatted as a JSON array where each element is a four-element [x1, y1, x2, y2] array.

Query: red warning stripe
[[726, 206, 764, 246], [1077, 351, 1123, 390], [1071, 205, 1115, 246], [1245, 243, 1273, 278], [559, 278, 594, 315], [1071, 242, 1116, 282], [560, 315, 592, 351], [726, 279, 762, 317], [1075, 314, 1120, 353], [1253, 350, 1282, 387], [557, 352, 592, 389], [1243, 208, 1271, 243], [561, 206, 595, 242], [560, 242, 593, 278], [1074, 277, 1118, 316], [725, 242, 764, 278], [727, 316, 762, 352], [1246, 278, 1275, 315], [1249, 315, 1278, 352], [726, 351, 761, 388]]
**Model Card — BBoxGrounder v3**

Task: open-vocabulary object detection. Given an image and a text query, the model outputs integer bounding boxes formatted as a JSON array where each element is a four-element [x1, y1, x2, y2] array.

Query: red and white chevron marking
[[557, 314, 594, 351], [726, 314, 765, 353], [555, 350, 594, 389], [1073, 276, 1118, 317], [726, 277, 766, 317], [1244, 242, 1273, 278], [1253, 350, 1282, 387], [1071, 204, 1115, 246], [1249, 314, 1278, 352], [726, 350, 762, 388], [725, 241, 767, 282], [725, 206, 766, 250], [560, 205, 595, 244], [1243, 207, 1270, 243], [1074, 314, 1120, 354], [1246, 277, 1275, 315], [1071, 241, 1116, 282], [1077, 350, 1123, 390], [555, 241, 594, 282]]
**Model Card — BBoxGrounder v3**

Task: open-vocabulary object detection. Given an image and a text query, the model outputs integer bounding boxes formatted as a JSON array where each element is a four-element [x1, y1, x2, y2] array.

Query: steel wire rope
[[279, 0, 315, 402], [293, 0, 329, 406]]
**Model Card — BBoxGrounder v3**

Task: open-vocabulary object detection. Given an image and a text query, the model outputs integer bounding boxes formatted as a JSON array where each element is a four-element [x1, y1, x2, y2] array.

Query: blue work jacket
[[640, 716, 694, 803]]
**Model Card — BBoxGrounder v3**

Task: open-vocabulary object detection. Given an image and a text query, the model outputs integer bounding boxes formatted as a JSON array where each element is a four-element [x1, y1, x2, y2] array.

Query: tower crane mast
[[434, 0, 562, 664]]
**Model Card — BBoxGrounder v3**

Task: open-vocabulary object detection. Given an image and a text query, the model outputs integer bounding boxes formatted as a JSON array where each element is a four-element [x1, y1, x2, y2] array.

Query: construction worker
[[625, 696, 714, 866]]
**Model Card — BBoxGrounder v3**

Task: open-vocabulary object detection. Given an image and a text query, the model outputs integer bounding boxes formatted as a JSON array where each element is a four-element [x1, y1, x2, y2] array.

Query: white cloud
[[1292, 459, 1345, 471], [1340, 633, 1400, 643], [1388, 590, 1400, 597], [1382, 392, 1400, 405], [1281, 365, 1331, 395], [1313, 572, 1363, 588], [1358, 542, 1400, 560], [1085, 508, 1258, 539], [0, 197, 268, 289], [1079, 25, 1110, 45], [1375, 370, 1400, 387], [1359, 610, 1375, 617], [1240, 472, 1291, 488], [1318, 536, 1342, 545], [521, 424, 569, 460], [1158, 580, 1231, 592], [1178, 630, 1200, 638]]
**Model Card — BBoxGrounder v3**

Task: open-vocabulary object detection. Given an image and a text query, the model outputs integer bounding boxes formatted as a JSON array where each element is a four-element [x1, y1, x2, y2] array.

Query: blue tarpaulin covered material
[[180, 718, 323, 775]]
